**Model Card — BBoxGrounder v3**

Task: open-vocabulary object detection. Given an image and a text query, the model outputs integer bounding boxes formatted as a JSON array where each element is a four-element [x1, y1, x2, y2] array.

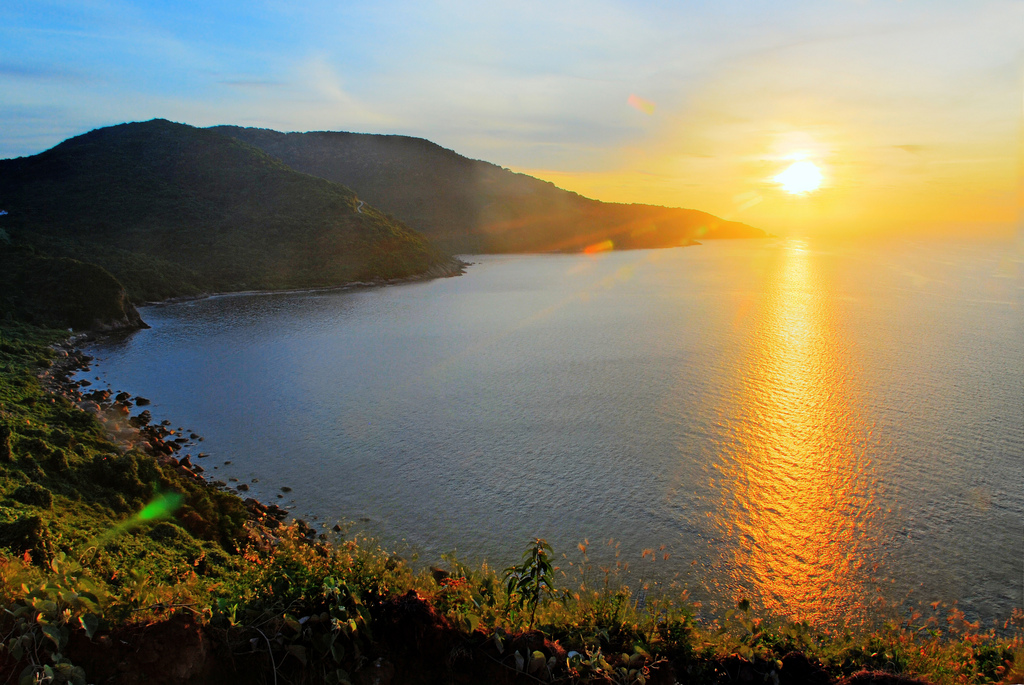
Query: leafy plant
[[503, 538, 555, 630], [0, 553, 103, 685]]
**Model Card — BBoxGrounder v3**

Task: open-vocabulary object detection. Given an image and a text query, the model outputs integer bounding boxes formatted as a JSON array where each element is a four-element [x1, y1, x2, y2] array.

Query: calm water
[[81, 237, 1024, 625]]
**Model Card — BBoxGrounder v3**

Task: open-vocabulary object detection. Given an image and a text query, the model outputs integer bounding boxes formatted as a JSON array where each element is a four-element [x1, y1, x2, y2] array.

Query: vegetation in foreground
[[0, 322, 1021, 685]]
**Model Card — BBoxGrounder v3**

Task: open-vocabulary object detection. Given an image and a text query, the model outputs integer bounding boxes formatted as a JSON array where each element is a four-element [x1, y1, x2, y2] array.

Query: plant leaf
[[286, 644, 308, 666], [79, 613, 99, 639]]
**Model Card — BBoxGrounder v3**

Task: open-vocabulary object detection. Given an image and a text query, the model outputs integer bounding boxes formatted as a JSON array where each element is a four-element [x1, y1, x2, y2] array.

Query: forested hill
[[0, 120, 458, 303], [213, 126, 766, 254]]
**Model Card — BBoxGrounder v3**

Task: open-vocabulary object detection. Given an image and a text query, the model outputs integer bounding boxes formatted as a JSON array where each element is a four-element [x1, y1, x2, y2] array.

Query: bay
[[81, 237, 1024, 625]]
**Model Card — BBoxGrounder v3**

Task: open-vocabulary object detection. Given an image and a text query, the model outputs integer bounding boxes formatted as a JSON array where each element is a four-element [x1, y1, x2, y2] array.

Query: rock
[[178, 455, 193, 468], [223, 460, 232, 465], [280, 486, 292, 493], [135, 396, 151, 406], [189, 433, 199, 439], [115, 391, 130, 402], [236, 484, 249, 491], [197, 452, 209, 458]]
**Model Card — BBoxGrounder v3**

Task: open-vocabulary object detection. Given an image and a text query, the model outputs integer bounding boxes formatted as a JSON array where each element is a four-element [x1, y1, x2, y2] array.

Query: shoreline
[[31, 264, 491, 537], [40, 336, 311, 543], [138, 255, 471, 308], [43, 256, 474, 530]]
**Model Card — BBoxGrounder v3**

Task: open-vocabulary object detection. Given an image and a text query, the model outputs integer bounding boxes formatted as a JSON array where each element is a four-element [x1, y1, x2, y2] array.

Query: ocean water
[[81, 237, 1024, 625]]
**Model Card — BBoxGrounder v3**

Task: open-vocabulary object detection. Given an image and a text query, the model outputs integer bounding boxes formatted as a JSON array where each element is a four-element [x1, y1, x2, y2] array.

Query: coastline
[[6, 255, 1020, 684], [39, 337, 297, 538], [138, 255, 470, 308], [39, 255, 474, 531], [23, 334, 1011, 685], [27, 252, 475, 551], [29, 261, 478, 539]]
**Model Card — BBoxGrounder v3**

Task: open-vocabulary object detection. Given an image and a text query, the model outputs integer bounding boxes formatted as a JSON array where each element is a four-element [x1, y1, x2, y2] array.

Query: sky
[[3, 0, 1022, 236]]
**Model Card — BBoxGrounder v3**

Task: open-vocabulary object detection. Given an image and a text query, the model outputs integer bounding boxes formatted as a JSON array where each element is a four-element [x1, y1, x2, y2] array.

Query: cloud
[[0, 63, 85, 82]]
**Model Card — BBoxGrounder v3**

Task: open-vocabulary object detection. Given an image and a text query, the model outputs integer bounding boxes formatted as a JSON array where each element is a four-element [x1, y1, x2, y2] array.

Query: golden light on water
[[718, 241, 878, 624], [774, 160, 824, 195]]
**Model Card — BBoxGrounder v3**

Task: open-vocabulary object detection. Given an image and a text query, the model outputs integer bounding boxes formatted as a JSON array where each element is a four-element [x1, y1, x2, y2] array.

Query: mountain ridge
[[0, 119, 459, 303], [212, 125, 765, 254]]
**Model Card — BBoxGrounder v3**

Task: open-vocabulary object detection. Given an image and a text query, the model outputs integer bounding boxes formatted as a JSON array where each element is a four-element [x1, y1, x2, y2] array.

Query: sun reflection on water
[[717, 240, 880, 624]]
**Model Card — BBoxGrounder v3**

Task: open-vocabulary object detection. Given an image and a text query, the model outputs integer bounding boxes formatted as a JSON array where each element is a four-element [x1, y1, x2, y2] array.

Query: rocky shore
[[36, 255, 471, 533], [38, 335, 312, 545]]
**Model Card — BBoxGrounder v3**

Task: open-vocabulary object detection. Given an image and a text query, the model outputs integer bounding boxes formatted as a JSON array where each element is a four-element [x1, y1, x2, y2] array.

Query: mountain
[[212, 126, 766, 254], [0, 120, 459, 302], [0, 243, 145, 331]]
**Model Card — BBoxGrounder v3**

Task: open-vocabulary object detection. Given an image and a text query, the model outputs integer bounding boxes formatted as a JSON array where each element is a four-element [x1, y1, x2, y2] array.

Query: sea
[[79, 236, 1024, 626]]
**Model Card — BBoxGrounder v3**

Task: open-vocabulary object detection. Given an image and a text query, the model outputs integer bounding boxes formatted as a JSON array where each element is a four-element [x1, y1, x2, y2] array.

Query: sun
[[774, 160, 823, 194]]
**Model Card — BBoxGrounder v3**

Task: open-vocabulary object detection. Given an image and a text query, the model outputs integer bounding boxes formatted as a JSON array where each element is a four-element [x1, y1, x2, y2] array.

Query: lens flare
[[90, 492, 185, 548], [627, 94, 656, 115], [774, 160, 823, 194], [584, 239, 614, 254], [135, 492, 185, 522]]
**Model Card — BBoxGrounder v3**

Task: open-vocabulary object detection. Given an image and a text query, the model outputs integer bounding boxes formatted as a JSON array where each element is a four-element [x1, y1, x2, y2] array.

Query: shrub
[[11, 483, 53, 509]]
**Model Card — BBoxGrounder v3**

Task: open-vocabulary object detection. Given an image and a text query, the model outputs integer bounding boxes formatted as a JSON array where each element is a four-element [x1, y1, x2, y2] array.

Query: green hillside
[[0, 120, 458, 302], [213, 126, 766, 254], [0, 244, 144, 331]]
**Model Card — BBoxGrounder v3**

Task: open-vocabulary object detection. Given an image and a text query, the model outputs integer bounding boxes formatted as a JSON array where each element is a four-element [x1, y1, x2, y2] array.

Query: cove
[[80, 238, 1024, 625]]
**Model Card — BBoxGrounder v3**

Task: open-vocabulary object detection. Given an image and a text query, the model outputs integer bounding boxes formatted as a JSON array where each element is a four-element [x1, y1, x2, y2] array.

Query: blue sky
[[3, 0, 1021, 233]]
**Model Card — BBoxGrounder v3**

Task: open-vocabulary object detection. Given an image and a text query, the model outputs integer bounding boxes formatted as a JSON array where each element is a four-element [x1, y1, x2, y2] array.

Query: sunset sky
[[4, 0, 1021, 236]]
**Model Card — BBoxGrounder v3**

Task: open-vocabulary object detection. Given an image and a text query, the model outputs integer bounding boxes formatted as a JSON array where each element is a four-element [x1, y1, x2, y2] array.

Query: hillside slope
[[0, 244, 145, 331], [213, 126, 765, 254], [0, 120, 458, 302]]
